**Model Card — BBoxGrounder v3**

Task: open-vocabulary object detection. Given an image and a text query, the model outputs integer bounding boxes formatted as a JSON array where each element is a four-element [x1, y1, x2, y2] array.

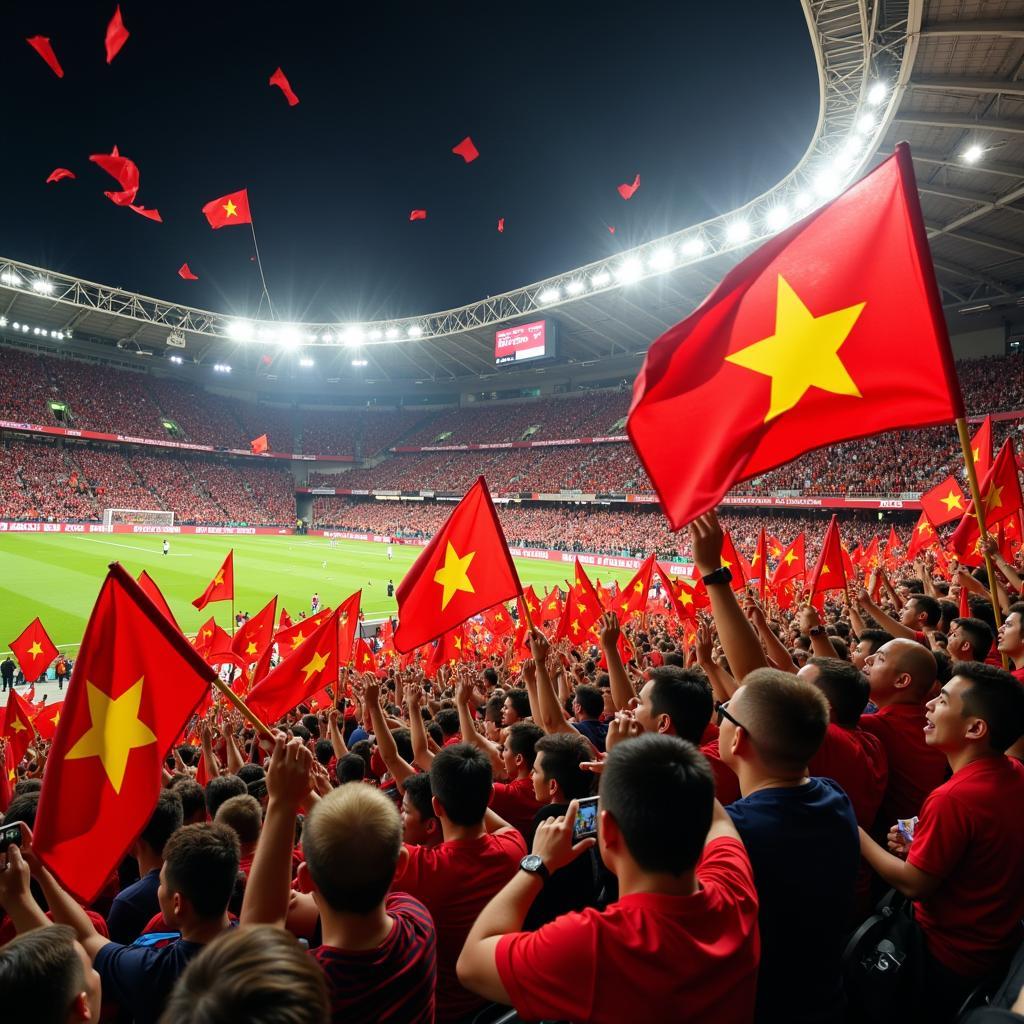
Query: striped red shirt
[[311, 893, 436, 1024]]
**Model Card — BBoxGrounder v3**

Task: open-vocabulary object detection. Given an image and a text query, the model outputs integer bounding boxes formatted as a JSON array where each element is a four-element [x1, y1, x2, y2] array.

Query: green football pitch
[[0, 533, 641, 655]]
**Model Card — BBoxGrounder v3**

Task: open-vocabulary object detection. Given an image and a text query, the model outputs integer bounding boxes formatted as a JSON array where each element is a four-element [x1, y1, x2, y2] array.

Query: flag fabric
[[250, 434, 269, 454], [0, 744, 14, 813], [655, 564, 699, 622], [906, 512, 938, 561], [2, 688, 36, 767], [46, 167, 75, 183], [958, 579, 971, 618], [178, 263, 199, 281], [886, 525, 902, 554], [426, 625, 470, 673], [394, 477, 521, 652], [770, 535, 806, 589], [808, 516, 848, 602], [137, 570, 179, 630], [279, 608, 293, 630], [27, 36, 64, 77], [202, 189, 252, 229], [33, 564, 217, 902], [193, 618, 231, 659], [539, 589, 562, 623], [192, 550, 234, 610], [950, 439, 1024, 562], [719, 532, 750, 592], [105, 6, 130, 63], [232, 596, 277, 664], [33, 700, 64, 743], [517, 586, 541, 626], [970, 416, 993, 481], [275, 607, 332, 653], [246, 609, 340, 725], [920, 475, 968, 527], [616, 555, 655, 620], [751, 528, 768, 599], [354, 638, 377, 674], [9, 617, 59, 681], [337, 591, 361, 664], [627, 147, 963, 529], [269, 67, 300, 106], [483, 603, 514, 637]]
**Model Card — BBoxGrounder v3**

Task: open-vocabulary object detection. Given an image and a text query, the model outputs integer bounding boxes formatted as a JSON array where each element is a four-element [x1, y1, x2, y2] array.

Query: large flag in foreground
[[627, 145, 963, 529], [394, 477, 521, 652], [34, 564, 217, 902]]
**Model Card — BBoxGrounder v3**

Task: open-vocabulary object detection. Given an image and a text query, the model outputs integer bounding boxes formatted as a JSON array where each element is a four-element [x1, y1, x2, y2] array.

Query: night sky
[[2, 2, 818, 324]]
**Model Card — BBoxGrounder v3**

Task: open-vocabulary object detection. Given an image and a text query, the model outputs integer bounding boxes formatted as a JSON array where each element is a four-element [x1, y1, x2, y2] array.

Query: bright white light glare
[[342, 327, 365, 347], [680, 236, 705, 258], [351, 358, 368, 367], [725, 220, 751, 244], [278, 325, 301, 349], [615, 258, 643, 284], [0, 272, 22, 287], [33, 327, 40, 334], [11, 322, 19, 329], [590, 270, 611, 288], [32, 279, 53, 294], [814, 169, 841, 197], [320, 332, 333, 343], [856, 113, 875, 134], [794, 191, 813, 210], [169, 355, 183, 364], [867, 82, 887, 106], [0, 317, 7, 327], [566, 279, 585, 295], [299, 357, 315, 367], [55, 331, 64, 340], [765, 205, 790, 231], [648, 247, 675, 271], [213, 363, 231, 373], [368, 329, 383, 341], [258, 326, 280, 344], [539, 287, 560, 303], [962, 144, 984, 164], [407, 325, 423, 338], [227, 320, 255, 341], [21, 324, 29, 332], [385, 327, 399, 340]]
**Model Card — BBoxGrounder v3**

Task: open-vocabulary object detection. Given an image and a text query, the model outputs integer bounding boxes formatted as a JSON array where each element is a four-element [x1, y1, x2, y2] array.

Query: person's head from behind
[[720, 669, 829, 778], [0, 924, 100, 1023], [429, 743, 493, 827], [501, 721, 544, 780], [136, 789, 184, 862], [336, 752, 367, 785], [300, 785, 406, 915], [947, 617, 995, 663], [800, 657, 871, 728], [204, 775, 246, 819], [158, 823, 240, 930], [532, 733, 594, 804], [400, 772, 441, 846], [158, 925, 329, 1024], [634, 666, 712, 744], [925, 661, 1024, 757], [214, 794, 263, 852], [434, 708, 461, 739], [313, 739, 334, 767], [573, 684, 604, 721], [863, 637, 937, 706], [598, 734, 713, 878]]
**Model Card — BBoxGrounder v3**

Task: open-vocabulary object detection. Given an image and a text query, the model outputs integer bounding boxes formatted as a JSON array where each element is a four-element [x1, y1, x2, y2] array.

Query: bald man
[[860, 638, 948, 831]]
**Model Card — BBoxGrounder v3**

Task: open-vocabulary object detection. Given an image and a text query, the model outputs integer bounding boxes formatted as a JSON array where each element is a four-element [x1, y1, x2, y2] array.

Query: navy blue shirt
[[727, 777, 859, 1024], [107, 868, 161, 945], [573, 718, 609, 753]]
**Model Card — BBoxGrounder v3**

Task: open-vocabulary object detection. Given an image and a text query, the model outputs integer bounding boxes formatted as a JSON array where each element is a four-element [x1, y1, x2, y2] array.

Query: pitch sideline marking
[[73, 537, 193, 557]]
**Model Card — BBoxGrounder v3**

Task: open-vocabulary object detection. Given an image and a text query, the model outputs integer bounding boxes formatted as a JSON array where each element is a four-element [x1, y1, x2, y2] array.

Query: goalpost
[[102, 508, 176, 530]]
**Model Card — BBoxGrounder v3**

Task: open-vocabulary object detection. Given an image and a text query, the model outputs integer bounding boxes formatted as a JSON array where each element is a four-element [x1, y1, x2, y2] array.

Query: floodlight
[[962, 144, 984, 164], [794, 191, 813, 210], [814, 168, 841, 197], [680, 236, 705, 258], [725, 220, 751, 244], [227, 320, 255, 342], [342, 326, 365, 347], [648, 247, 675, 271], [566, 279, 585, 295], [320, 332, 333, 343], [32, 279, 53, 294], [615, 258, 643, 284], [385, 327, 399, 340], [0, 272, 22, 287], [299, 357, 315, 367], [278, 325, 301, 349], [0, 317, 7, 327], [351, 358, 368, 367], [867, 82, 886, 106], [856, 113, 875, 134], [368, 329, 383, 341], [590, 270, 611, 288], [407, 325, 423, 338], [765, 205, 790, 231], [539, 287, 560, 303]]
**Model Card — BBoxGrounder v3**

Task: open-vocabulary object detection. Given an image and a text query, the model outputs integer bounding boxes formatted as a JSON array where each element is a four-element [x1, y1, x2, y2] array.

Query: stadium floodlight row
[[0, 1, 911, 366]]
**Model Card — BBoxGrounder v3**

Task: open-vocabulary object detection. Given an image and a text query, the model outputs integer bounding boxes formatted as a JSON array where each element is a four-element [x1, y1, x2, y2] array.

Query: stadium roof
[[1, 0, 1021, 390]]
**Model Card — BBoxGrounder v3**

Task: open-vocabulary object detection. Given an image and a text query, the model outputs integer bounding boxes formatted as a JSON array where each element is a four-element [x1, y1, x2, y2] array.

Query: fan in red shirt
[[456, 733, 760, 1024], [489, 723, 546, 836], [997, 603, 1024, 689], [859, 638, 947, 831], [859, 661, 1024, 1020]]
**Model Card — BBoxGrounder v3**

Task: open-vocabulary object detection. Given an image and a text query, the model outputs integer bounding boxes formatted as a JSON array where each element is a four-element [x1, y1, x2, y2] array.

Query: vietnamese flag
[[572, 560, 606, 627], [194, 618, 231, 659], [250, 434, 270, 454], [394, 477, 521, 652], [33, 700, 64, 743], [920, 475, 968, 527], [751, 528, 768, 599], [279, 607, 293, 630], [337, 590, 361, 663], [2, 687, 36, 767], [232, 596, 277, 664], [886, 525, 902, 554], [9, 617, 59, 681], [202, 189, 252, 229], [426, 625, 470, 673], [137, 570, 179, 630], [654, 564, 698, 622], [969, 416, 993, 481], [354, 638, 377, 674], [192, 550, 234, 610], [539, 589, 562, 623], [950, 438, 1024, 562], [808, 516, 848, 603], [517, 585, 541, 626], [246, 609, 340, 725], [720, 532, 751, 592], [627, 146, 963, 529], [276, 607, 332, 654], [483, 603, 514, 637], [770, 534, 806, 589], [617, 554, 655, 620], [905, 512, 938, 560], [33, 564, 217, 902], [0, 744, 14, 813]]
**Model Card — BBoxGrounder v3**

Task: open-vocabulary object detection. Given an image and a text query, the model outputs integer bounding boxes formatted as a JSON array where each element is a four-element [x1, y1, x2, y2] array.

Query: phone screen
[[572, 797, 599, 842], [0, 822, 23, 850]]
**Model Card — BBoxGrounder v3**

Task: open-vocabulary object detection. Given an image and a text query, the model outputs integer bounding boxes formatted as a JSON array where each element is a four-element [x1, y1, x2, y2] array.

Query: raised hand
[[598, 611, 620, 648]]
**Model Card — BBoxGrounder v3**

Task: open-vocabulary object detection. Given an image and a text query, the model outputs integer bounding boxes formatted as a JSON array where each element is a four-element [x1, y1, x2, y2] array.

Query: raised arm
[[364, 678, 416, 787], [405, 683, 435, 771], [327, 707, 349, 760], [456, 675, 504, 775], [798, 604, 836, 660], [598, 612, 635, 711], [742, 602, 795, 676], [854, 587, 915, 640]]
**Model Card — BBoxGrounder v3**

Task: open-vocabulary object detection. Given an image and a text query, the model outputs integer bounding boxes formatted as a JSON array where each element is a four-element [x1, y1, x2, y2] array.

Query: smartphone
[[572, 797, 599, 842], [0, 821, 24, 850]]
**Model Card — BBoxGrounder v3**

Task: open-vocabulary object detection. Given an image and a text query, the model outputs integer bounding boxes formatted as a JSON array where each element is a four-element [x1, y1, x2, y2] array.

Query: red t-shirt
[[0, 909, 108, 947], [392, 828, 527, 1023], [701, 722, 720, 745], [1011, 666, 1024, 684], [909, 756, 1024, 977], [809, 723, 889, 828], [311, 893, 436, 1024], [489, 776, 545, 836], [859, 702, 947, 830], [495, 837, 760, 1024], [700, 739, 742, 806]]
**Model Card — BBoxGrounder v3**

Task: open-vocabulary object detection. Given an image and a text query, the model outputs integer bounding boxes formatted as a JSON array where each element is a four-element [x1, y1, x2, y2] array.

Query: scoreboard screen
[[494, 320, 555, 365]]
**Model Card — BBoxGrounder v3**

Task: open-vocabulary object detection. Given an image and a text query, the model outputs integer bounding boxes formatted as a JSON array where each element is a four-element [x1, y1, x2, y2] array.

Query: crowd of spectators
[[299, 408, 434, 457]]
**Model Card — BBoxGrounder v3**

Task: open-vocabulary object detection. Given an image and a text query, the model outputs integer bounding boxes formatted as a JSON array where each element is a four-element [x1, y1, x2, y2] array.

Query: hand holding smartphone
[[572, 796, 599, 842]]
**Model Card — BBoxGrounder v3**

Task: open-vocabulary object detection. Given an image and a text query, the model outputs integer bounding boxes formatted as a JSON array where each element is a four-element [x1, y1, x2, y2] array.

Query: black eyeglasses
[[715, 700, 746, 732]]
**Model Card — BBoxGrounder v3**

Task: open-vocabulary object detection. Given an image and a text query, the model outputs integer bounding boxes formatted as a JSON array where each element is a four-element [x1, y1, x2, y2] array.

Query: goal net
[[102, 508, 176, 529]]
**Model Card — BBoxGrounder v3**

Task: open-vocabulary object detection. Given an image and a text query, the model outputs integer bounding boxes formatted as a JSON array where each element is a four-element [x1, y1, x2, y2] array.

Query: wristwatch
[[519, 854, 550, 882], [701, 566, 733, 587], [809, 626, 824, 637]]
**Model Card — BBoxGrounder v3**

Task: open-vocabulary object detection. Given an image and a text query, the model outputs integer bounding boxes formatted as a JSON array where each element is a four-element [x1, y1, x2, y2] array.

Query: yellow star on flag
[[28, 641, 43, 658], [222, 199, 238, 218], [918, 522, 932, 535], [300, 650, 330, 684], [290, 632, 306, 649], [984, 485, 1004, 513], [245, 641, 258, 656], [972, 447, 981, 463], [725, 275, 865, 422], [751, 552, 761, 566], [940, 490, 963, 513], [784, 550, 798, 566], [10, 716, 27, 733], [214, 571, 224, 586], [679, 588, 693, 606], [65, 679, 157, 794], [51, 711, 60, 727], [433, 542, 476, 609]]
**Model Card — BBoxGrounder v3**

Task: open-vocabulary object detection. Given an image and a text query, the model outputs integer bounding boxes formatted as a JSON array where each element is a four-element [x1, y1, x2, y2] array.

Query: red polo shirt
[[495, 836, 759, 1024], [910, 756, 1024, 977], [809, 723, 889, 827]]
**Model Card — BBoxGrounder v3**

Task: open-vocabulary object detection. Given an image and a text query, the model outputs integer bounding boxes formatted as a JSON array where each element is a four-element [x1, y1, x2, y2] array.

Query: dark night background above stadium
[[0, 1, 817, 322]]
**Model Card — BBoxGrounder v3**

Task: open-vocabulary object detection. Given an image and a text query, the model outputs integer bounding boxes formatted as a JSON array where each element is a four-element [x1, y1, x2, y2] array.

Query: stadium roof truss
[[2, 0, 1020, 385]]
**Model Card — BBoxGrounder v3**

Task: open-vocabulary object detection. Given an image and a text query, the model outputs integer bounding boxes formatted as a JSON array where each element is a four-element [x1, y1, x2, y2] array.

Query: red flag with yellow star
[[275, 606, 332, 653], [517, 585, 541, 626], [33, 700, 64, 743], [2, 687, 36, 767], [655, 564, 700, 622], [0, 743, 14, 812], [231, 596, 277, 664], [969, 416, 993, 481], [751, 528, 768, 600], [539, 589, 562, 623], [33, 563, 217, 902], [246, 608, 340, 725], [617, 554, 655, 620], [191, 616, 223, 657], [949, 438, 1024, 563], [426, 624, 470, 673], [202, 188, 252, 229], [192, 550, 234, 610], [905, 512, 938, 561], [9, 617, 59, 682], [769, 534, 806, 589], [354, 638, 378, 674], [920, 475, 968, 527], [394, 477, 521, 652], [337, 590, 361, 664], [137, 570, 179, 631], [627, 146, 963, 529], [808, 516, 848, 603]]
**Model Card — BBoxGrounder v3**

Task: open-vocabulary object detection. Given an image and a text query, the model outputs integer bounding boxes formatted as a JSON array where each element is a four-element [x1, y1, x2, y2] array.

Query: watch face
[[521, 854, 543, 872]]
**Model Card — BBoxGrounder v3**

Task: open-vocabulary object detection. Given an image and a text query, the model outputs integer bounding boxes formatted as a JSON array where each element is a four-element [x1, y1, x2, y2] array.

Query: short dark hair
[[806, 657, 871, 728], [954, 661, 1024, 752], [402, 772, 437, 821], [828, 636, 850, 661], [214, 794, 263, 846], [236, 764, 266, 788], [12, 779, 41, 796], [0, 924, 84, 1022], [141, 790, 184, 856], [301, 714, 320, 737], [426, 721, 444, 746], [390, 728, 414, 763], [600, 734, 713, 874], [429, 743, 493, 825], [435, 708, 461, 737], [951, 617, 994, 661], [176, 744, 197, 768], [647, 666, 713, 744], [204, 774, 246, 819], [908, 594, 941, 627], [314, 739, 334, 766], [336, 753, 367, 784], [2, 792, 39, 830], [504, 688, 531, 719], [574, 684, 604, 718], [856, 629, 892, 654], [162, 823, 240, 920], [534, 733, 594, 801], [506, 721, 544, 769], [739, 669, 830, 770], [159, 924, 329, 1023], [167, 777, 206, 823], [482, 667, 498, 687]]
